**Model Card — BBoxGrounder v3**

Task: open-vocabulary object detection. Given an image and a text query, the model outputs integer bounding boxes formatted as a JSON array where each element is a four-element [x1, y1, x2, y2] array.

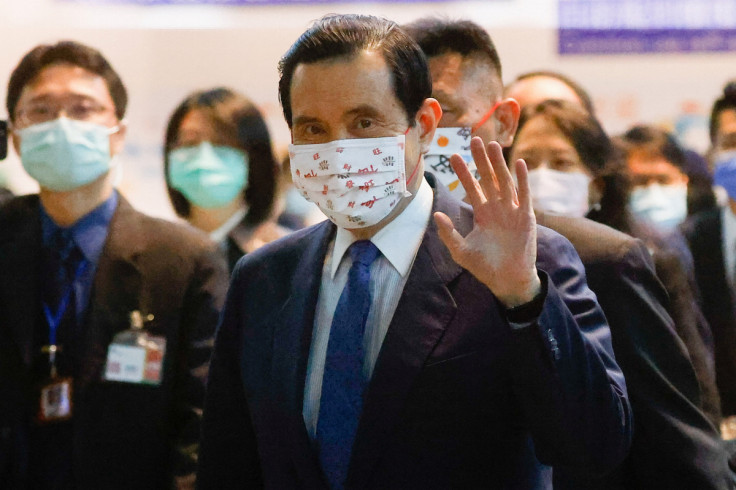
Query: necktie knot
[[52, 229, 78, 264], [349, 240, 379, 268]]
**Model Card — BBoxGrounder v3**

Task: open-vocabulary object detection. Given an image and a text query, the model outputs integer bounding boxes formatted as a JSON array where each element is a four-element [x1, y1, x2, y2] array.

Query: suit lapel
[[77, 197, 144, 387], [270, 221, 335, 485], [1, 196, 43, 366], [347, 182, 467, 487]]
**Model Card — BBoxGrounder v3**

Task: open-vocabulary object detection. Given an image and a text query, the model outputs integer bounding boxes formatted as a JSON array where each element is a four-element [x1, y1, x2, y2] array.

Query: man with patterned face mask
[[408, 17, 732, 490], [0, 41, 228, 488], [198, 14, 632, 489]]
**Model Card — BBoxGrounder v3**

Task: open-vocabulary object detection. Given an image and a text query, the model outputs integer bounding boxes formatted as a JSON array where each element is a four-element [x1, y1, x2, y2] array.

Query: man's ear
[[110, 120, 128, 156], [494, 98, 520, 148], [416, 98, 442, 154]]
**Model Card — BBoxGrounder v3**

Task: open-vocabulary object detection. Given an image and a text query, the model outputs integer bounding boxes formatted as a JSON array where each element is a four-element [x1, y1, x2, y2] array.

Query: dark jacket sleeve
[[508, 227, 633, 477], [197, 258, 264, 489], [172, 241, 230, 487], [557, 237, 732, 489]]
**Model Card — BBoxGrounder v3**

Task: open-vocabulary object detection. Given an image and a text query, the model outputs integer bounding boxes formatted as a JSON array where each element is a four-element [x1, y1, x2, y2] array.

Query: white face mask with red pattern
[[289, 135, 416, 229]]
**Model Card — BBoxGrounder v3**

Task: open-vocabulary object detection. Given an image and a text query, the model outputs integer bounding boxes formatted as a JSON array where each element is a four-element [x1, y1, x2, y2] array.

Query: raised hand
[[434, 137, 541, 308]]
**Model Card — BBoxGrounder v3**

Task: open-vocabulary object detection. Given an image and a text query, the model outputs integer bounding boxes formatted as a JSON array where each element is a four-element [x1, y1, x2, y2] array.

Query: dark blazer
[[0, 195, 229, 489], [537, 213, 732, 490], [683, 208, 736, 417], [198, 178, 632, 489]]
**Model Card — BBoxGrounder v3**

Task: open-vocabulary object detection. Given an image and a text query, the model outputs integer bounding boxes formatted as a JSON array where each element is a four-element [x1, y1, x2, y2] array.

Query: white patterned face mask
[[289, 135, 414, 229], [424, 127, 475, 200]]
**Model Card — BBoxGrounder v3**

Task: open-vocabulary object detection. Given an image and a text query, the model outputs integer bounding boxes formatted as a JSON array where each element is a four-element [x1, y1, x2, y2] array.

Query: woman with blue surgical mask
[[164, 88, 289, 270]]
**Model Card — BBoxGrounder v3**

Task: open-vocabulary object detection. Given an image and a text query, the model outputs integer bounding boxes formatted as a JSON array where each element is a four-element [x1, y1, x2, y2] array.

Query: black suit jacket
[[537, 213, 732, 489], [683, 208, 736, 417], [198, 178, 632, 489], [0, 195, 229, 489]]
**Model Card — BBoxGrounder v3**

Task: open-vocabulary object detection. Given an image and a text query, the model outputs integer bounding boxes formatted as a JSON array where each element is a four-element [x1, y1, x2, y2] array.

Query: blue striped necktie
[[317, 239, 380, 489]]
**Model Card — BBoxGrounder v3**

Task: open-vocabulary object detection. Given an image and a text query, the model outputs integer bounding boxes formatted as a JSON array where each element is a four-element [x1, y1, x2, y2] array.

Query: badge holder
[[104, 310, 166, 386], [37, 344, 73, 424]]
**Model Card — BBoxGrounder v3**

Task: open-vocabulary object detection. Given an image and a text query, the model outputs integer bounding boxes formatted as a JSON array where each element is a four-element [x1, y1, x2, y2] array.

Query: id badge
[[104, 331, 166, 385], [38, 377, 73, 423]]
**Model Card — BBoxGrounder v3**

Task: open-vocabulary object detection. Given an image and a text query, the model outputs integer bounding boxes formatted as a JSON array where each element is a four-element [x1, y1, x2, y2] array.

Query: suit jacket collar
[[269, 174, 468, 487]]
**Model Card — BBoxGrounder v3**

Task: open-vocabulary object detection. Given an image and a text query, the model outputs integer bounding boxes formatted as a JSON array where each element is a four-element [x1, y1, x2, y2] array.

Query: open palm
[[434, 137, 541, 308]]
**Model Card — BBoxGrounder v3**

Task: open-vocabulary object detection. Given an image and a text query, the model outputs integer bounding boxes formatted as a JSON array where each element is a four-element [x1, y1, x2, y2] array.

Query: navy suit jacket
[[198, 177, 632, 489]]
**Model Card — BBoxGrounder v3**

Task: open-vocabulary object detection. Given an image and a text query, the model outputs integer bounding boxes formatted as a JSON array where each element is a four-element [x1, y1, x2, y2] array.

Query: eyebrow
[[292, 115, 322, 128], [345, 104, 383, 120]]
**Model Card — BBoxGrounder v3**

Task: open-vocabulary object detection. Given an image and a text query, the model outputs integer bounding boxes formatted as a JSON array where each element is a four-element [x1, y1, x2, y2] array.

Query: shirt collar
[[330, 177, 433, 278], [41, 191, 119, 265]]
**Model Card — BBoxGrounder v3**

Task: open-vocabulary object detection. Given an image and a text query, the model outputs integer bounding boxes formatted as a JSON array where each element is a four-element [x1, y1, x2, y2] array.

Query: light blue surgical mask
[[168, 142, 248, 209], [629, 183, 688, 232], [18, 117, 118, 192]]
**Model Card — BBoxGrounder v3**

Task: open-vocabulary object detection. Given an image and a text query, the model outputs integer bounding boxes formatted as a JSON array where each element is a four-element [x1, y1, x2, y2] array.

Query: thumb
[[434, 211, 466, 266]]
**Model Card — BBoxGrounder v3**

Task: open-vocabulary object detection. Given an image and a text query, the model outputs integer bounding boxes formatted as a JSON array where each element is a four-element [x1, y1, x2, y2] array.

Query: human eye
[[355, 118, 373, 130], [69, 99, 104, 121]]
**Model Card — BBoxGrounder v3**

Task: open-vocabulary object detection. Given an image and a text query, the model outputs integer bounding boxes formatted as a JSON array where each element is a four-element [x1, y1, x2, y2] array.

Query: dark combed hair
[[710, 81, 736, 144], [164, 87, 278, 227], [278, 14, 431, 128], [7, 40, 127, 121], [513, 99, 631, 232], [618, 124, 688, 173], [510, 71, 595, 115], [402, 17, 502, 80]]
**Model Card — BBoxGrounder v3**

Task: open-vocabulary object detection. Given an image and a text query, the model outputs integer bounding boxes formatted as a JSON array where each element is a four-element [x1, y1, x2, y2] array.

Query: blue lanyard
[[42, 259, 90, 346]]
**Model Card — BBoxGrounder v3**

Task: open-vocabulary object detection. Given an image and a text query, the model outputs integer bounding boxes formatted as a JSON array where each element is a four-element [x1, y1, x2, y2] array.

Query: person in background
[[619, 125, 692, 234], [503, 98, 728, 486], [0, 41, 229, 489], [198, 14, 632, 489], [684, 82, 736, 450], [164, 87, 291, 271], [505, 70, 596, 115]]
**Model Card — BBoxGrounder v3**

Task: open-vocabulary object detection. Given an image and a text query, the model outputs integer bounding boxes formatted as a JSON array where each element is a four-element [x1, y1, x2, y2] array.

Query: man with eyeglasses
[[0, 41, 228, 488]]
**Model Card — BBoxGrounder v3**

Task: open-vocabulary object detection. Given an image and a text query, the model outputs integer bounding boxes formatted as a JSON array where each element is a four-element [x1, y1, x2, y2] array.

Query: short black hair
[[278, 14, 431, 128], [403, 17, 502, 80], [164, 87, 278, 227], [7, 40, 127, 122], [618, 124, 688, 174], [509, 71, 595, 115], [710, 81, 736, 144]]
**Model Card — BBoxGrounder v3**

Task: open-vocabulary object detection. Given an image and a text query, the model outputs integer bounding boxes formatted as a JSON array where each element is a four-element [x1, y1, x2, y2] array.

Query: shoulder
[[536, 212, 642, 265], [117, 202, 217, 255]]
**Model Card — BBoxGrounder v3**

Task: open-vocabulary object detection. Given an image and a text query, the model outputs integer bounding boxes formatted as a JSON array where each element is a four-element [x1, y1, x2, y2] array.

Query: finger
[[486, 141, 516, 203], [449, 153, 484, 209], [471, 137, 500, 201], [434, 211, 467, 267], [515, 158, 533, 215]]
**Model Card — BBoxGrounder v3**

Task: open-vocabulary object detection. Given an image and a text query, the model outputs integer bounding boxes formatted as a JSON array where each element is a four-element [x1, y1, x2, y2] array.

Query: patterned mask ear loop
[[471, 100, 503, 133]]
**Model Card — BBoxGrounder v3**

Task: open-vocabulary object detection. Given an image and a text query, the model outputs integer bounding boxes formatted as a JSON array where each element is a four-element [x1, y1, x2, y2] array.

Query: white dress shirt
[[722, 205, 736, 287], [303, 178, 433, 439]]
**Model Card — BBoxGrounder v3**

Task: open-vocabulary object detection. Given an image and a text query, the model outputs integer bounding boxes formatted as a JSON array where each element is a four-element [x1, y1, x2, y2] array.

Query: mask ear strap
[[471, 100, 502, 133]]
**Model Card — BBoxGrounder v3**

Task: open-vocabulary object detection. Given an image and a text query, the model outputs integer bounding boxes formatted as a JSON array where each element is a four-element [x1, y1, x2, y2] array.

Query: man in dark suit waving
[[198, 14, 631, 489]]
